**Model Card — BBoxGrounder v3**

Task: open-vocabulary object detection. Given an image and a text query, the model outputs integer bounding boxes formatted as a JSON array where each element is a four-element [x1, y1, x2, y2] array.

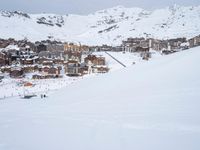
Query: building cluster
[[122, 37, 190, 52], [122, 35, 200, 54], [0, 39, 109, 79], [88, 37, 195, 53], [0, 34, 200, 79], [91, 35, 200, 60]]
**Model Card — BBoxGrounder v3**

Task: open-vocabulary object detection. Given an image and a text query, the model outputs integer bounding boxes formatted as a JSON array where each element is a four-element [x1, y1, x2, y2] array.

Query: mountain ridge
[[0, 5, 200, 45]]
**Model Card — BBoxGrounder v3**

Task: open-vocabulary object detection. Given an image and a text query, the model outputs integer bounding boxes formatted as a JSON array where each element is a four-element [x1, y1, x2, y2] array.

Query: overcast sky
[[0, 0, 200, 14]]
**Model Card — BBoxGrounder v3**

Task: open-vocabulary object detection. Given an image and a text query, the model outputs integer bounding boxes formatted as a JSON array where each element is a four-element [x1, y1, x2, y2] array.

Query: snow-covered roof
[[180, 42, 190, 47], [5, 45, 20, 51]]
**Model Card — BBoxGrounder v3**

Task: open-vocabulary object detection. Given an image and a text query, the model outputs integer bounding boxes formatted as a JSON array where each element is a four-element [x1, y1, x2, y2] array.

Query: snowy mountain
[[0, 47, 200, 150], [0, 5, 200, 45]]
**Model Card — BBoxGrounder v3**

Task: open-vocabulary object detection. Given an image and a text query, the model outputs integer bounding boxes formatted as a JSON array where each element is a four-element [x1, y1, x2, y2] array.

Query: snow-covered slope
[[0, 5, 200, 45], [0, 47, 200, 150]]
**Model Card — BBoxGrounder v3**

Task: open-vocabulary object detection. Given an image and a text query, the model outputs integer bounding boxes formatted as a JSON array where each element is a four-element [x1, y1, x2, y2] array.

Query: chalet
[[65, 60, 82, 76], [23, 42, 37, 52], [0, 52, 6, 66], [39, 51, 64, 60], [6, 49, 20, 62], [140, 40, 149, 48], [79, 64, 88, 75], [123, 37, 145, 45], [19, 45, 31, 52], [84, 55, 108, 74], [122, 37, 186, 52], [54, 58, 64, 64], [23, 65, 38, 73], [149, 39, 166, 51], [10, 67, 24, 78], [42, 60, 54, 66], [38, 51, 51, 58], [64, 50, 82, 62], [46, 44, 64, 52], [135, 47, 149, 52], [157, 40, 168, 50], [64, 43, 81, 52], [64, 43, 89, 53], [122, 37, 148, 52], [111, 46, 123, 52], [36, 44, 47, 53], [40, 65, 60, 76], [89, 46, 100, 52], [41, 66, 50, 75], [188, 35, 200, 48], [84, 55, 106, 66], [50, 51, 64, 59], [21, 58, 34, 65], [38, 57, 53, 64], [99, 45, 112, 51], [81, 45, 90, 52], [149, 38, 186, 51], [65, 43, 89, 52], [180, 42, 189, 50], [167, 38, 187, 50], [48, 66, 60, 75], [93, 66, 109, 73]]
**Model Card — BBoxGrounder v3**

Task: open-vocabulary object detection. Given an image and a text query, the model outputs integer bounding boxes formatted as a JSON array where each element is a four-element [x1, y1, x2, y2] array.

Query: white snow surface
[[0, 5, 200, 45], [0, 47, 200, 150]]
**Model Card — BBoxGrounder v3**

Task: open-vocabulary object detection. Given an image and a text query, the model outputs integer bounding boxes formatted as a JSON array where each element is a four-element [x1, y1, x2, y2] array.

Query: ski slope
[[0, 47, 200, 150]]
